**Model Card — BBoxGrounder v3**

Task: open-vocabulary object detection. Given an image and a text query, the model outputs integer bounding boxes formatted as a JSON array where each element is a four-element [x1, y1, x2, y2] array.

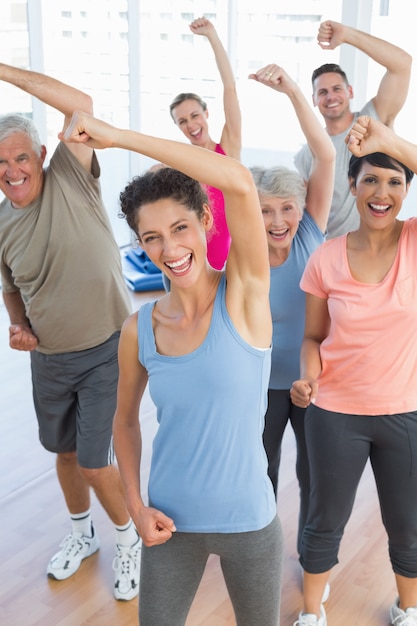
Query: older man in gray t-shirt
[[0, 62, 140, 601]]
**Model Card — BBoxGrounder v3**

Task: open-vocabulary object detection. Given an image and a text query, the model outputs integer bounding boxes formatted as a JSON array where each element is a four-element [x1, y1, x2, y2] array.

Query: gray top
[[294, 100, 378, 238], [0, 141, 131, 353]]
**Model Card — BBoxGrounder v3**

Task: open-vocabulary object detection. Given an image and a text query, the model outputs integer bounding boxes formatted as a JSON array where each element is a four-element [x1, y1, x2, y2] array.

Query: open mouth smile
[[369, 202, 390, 216], [8, 178, 26, 186], [164, 253, 192, 275], [269, 228, 289, 240]]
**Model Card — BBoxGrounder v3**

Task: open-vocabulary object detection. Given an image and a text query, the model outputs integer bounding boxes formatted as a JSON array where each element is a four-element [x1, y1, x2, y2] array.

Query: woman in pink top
[[169, 17, 241, 270], [291, 116, 417, 626]]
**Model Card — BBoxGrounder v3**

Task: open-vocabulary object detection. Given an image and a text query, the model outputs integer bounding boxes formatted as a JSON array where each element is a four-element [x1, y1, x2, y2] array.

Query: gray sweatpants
[[139, 516, 283, 626]]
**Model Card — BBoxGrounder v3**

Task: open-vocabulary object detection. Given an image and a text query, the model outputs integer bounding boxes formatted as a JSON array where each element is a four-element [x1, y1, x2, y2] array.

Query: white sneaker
[[113, 536, 141, 601], [322, 582, 330, 603], [294, 605, 327, 626], [47, 524, 100, 580], [390, 599, 417, 625]]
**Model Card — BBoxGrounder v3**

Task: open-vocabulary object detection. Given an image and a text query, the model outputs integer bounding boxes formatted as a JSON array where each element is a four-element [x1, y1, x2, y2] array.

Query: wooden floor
[[0, 289, 397, 626]]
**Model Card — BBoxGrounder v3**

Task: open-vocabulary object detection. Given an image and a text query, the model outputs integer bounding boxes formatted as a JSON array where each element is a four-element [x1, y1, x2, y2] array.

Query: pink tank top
[[203, 144, 231, 270]]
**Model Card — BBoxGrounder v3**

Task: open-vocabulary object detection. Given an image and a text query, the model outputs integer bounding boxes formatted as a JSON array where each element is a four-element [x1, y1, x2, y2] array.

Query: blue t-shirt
[[269, 211, 324, 389], [138, 275, 276, 533]]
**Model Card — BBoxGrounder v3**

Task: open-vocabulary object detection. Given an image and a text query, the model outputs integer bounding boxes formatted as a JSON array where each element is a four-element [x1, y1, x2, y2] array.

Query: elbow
[[79, 93, 94, 116], [224, 85, 238, 97], [235, 164, 256, 196], [324, 137, 336, 162], [405, 50, 413, 68], [222, 160, 254, 196], [323, 148, 336, 169], [399, 49, 413, 75]]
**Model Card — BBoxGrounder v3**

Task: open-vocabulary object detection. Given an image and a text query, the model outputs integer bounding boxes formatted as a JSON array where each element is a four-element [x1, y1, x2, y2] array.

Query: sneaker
[[47, 524, 100, 580], [322, 582, 330, 603], [294, 605, 327, 626], [113, 536, 141, 601], [390, 599, 417, 625]]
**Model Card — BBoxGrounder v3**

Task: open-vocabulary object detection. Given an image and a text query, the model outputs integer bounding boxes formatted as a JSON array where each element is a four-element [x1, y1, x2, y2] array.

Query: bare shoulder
[[119, 311, 140, 350]]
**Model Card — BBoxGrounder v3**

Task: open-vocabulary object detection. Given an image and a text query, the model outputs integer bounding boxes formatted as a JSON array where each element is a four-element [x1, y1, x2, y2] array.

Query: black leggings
[[263, 388, 309, 554], [300, 405, 417, 578]]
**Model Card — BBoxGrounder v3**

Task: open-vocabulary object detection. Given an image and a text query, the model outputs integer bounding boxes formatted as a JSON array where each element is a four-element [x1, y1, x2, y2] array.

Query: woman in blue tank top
[[62, 110, 283, 625]]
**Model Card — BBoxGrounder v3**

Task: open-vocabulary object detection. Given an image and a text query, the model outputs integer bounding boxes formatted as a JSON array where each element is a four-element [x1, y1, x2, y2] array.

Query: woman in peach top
[[291, 116, 417, 626]]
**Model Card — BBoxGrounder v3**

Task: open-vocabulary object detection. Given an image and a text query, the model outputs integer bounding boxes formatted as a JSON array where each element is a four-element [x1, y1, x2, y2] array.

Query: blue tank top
[[269, 211, 324, 389], [138, 274, 276, 532]]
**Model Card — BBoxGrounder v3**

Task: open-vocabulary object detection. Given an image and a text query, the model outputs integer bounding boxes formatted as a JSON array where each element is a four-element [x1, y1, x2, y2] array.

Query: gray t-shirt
[[0, 141, 131, 353], [294, 100, 378, 239]]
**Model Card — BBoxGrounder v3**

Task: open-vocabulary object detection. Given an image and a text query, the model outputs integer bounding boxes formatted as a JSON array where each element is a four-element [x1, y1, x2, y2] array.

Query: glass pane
[[40, 0, 130, 149], [0, 0, 31, 116], [40, 0, 132, 245], [237, 0, 343, 158]]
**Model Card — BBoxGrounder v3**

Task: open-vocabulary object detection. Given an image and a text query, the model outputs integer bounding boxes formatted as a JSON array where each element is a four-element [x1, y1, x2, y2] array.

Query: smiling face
[[137, 198, 213, 286], [0, 132, 46, 208], [312, 71, 353, 124], [260, 194, 302, 264], [171, 99, 210, 147], [349, 162, 409, 229]]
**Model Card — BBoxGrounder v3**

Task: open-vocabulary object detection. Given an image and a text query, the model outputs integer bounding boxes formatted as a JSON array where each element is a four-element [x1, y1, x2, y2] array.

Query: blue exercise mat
[[122, 248, 164, 292], [124, 248, 161, 274]]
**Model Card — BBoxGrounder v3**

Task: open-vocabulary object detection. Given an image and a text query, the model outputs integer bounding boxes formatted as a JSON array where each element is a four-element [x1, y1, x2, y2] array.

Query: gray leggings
[[301, 405, 417, 577], [139, 516, 283, 626]]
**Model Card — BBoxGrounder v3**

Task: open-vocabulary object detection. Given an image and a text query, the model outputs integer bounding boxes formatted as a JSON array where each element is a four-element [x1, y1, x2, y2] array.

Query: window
[[2, 0, 416, 238]]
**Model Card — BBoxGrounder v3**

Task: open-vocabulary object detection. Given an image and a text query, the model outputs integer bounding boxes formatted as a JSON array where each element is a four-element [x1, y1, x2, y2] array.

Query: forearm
[[379, 134, 417, 174], [300, 338, 322, 380], [113, 127, 250, 195], [113, 419, 145, 516], [0, 63, 93, 118], [341, 26, 411, 73], [288, 86, 334, 163], [206, 30, 235, 88], [3, 290, 38, 350], [207, 28, 241, 157], [348, 117, 417, 173], [3, 290, 30, 326], [291, 336, 322, 407]]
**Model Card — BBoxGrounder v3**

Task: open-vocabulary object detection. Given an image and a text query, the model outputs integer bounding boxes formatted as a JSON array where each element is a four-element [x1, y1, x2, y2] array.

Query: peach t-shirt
[[301, 218, 417, 415]]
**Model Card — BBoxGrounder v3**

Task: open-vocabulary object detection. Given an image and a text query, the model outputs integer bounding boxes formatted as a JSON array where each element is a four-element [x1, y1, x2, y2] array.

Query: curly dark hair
[[119, 167, 209, 237], [348, 152, 414, 186]]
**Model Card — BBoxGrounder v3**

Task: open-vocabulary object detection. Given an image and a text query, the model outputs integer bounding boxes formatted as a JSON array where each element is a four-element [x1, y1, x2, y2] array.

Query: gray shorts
[[30, 332, 120, 469]]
